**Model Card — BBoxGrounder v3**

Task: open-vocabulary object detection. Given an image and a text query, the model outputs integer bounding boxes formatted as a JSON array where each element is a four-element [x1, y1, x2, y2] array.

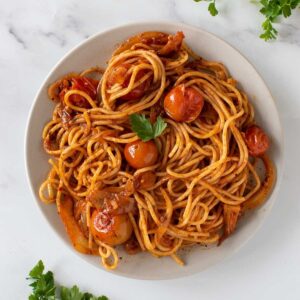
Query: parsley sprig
[[28, 260, 56, 300], [27, 260, 108, 300], [129, 114, 167, 142], [259, 0, 300, 41], [193, 0, 300, 41]]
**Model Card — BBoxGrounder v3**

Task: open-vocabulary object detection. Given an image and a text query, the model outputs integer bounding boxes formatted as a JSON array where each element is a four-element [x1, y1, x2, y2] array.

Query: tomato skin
[[90, 210, 133, 246], [72, 77, 98, 97], [124, 140, 158, 169], [107, 63, 129, 87], [245, 125, 270, 157], [107, 63, 149, 101], [164, 84, 204, 122], [59, 77, 99, 108]]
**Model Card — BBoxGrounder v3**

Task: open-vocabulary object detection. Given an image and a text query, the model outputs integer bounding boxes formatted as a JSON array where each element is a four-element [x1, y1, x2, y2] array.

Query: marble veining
[[8, 24, 27, 49], [39, 30, 66, 47]]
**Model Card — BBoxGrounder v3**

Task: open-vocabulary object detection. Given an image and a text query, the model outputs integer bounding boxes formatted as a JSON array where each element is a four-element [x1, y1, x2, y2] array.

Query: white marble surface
[[1, 0, 300, 299]]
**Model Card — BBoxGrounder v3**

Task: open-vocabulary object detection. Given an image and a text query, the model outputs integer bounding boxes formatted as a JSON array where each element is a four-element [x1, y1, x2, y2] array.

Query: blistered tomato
[[90, 210, 133, 246], [245, 125, 270, 156], [164, 84, 204, 122], [124, 140, 158, 169]]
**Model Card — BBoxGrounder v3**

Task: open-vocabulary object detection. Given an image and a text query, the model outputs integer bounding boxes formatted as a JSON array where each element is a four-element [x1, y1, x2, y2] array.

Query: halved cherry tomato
[[59, 77, 99, 108], [124, 140, 158, 169], [164, 84, 204, 122], [107, 63, 149, 100], [59, 196, 96, 254], [245, 125, 270, 157], [90, 210, 133, 246], [72, 77, 98, 97]]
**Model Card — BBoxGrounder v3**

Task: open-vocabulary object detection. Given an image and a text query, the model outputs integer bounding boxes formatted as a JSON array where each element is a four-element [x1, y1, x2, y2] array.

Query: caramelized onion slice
[[219, 204, 241, 245], [59, 196, 97, 255], [242, 154, 276, 211], [223, 204, 241, 237]]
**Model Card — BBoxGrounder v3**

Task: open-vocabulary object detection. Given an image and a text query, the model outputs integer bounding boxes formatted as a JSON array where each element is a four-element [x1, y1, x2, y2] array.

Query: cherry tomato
[[107, 63, 149, 100], [59, 77, 99, 108], [90, 210, 133, 246], [124, 140, 158, 169], [164, 84, 204, 122], [245, 125, 270, 157], [72, 77, 98, 97]]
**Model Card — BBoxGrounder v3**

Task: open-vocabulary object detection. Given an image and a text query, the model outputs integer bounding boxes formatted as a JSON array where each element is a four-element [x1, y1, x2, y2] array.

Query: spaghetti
[[39, 31, 276, 270]]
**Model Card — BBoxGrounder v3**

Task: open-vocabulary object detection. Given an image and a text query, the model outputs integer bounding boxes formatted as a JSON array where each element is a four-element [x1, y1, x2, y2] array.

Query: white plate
[[25, 21, 284, 280]]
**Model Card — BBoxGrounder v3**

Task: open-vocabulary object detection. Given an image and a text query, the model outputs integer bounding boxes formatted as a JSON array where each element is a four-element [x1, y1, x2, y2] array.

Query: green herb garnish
[[194, 0, 218, 16], [28, 260, 56, 300], [60, 286, 107, 300], [27, 260, 108, 300], [259, 0, 300, 41], [129, 114, 167, 142], [193, 0, 300, 41]]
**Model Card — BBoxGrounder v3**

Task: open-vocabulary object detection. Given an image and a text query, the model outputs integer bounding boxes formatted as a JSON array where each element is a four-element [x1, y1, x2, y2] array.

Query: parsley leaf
[[194, 0, 218, 16], [61, 286, 82, 300], [208, 1, 218, 16], [130, 114, 154, 141], [82, 294, 108, 300], [153, 116, 168, 139], [260, 18, 278, 40], [28, 261, 108, 300], [129, 114, 167, 141], [60, 286, 108, 300], [29, 260, 45, 278]]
